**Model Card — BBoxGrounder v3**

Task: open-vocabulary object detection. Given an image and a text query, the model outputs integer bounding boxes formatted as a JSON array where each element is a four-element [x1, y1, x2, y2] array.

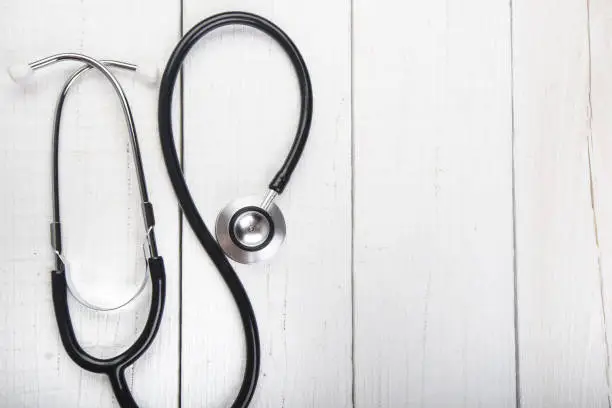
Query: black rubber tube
[[52, 257, 166, 408], [157, 11, 312, 408]]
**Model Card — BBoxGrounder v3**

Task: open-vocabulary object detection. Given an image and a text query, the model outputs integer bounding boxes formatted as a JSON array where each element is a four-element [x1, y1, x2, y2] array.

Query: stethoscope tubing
[[52, 257, 165, 408], [158, 11, 313, 408]]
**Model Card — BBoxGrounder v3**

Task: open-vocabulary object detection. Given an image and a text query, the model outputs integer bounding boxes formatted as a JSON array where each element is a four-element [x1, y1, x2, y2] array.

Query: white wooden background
[[1, 0, 611, 406]]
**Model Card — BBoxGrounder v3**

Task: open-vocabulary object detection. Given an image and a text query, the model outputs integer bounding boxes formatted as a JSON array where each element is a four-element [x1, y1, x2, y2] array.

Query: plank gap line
[[509, 0, 521, 406]]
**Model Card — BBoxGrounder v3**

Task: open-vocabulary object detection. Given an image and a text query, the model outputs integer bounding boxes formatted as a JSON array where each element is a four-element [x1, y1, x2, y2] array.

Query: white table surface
[[1, 0, 610, 406]]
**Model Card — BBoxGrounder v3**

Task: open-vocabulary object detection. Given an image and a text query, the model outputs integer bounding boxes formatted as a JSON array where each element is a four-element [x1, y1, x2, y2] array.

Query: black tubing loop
[[160, 11, 313, 195], [51, 257, 166, 404], [158, 11, 311, 408]]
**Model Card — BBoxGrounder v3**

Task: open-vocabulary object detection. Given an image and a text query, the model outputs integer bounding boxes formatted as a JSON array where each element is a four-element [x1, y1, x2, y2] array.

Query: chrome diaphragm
[[215, 195, 286, 264]]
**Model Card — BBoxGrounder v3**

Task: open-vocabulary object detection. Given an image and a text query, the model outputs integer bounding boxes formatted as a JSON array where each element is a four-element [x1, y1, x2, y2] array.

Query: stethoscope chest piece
[[216, 194, 286, 264]]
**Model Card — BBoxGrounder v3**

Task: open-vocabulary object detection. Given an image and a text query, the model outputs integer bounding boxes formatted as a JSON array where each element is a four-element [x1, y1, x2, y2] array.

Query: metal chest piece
[[215, 191, 286, 264]]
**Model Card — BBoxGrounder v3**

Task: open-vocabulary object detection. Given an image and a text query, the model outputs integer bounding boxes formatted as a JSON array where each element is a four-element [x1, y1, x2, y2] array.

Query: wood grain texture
[[513, 0, 610, 406], [179, 1, 352, 406], [589, 0, 612, 404], [0, 1, 180, 406], [352, 0, 516, 406]]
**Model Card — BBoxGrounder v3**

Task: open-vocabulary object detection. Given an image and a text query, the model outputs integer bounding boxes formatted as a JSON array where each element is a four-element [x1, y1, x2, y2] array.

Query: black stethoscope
[[158, 12, 312, 407], [10, 10, 311, 408], [10, 54, 165, 407]]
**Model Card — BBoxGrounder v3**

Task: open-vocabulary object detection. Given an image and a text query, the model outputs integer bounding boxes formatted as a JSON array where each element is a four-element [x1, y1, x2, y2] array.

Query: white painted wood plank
[[353, 0, 516, 406], [180, 2, 352, 406], [0, 1, 180, 406], [513, 0, 610, 406], [589, 0, 612, 404]]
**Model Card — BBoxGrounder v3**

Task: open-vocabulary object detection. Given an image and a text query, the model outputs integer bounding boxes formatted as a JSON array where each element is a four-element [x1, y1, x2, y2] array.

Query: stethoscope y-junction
[[158, 11, 312, 407], [9, 53, 165, 408]]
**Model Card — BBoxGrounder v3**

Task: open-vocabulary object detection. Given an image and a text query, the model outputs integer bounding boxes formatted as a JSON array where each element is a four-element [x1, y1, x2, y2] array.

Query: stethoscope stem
[[260, 189, 278, 212]]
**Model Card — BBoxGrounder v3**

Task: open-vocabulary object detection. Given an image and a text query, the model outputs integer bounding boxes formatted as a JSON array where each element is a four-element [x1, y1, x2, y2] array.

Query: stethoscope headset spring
[[158, 11, 312, 408], [9, 53, 166, 408]]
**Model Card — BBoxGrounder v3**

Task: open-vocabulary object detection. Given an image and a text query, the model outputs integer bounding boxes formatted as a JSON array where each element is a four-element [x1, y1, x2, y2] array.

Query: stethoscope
[[157, 11, 312, 407], [9, 10, 310, 408], [9, 54, 165, 407]]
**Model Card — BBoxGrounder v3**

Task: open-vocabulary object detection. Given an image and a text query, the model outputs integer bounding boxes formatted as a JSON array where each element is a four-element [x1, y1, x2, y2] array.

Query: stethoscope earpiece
[[134, 64, 160, 86], [7, 63, 35, 86], [215, 191, 286, 264]]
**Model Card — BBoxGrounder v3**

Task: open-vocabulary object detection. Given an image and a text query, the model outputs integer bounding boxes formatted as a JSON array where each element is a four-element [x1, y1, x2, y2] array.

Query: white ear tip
[[135, 65, 159, 85], [8, 64, 34, 85]]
